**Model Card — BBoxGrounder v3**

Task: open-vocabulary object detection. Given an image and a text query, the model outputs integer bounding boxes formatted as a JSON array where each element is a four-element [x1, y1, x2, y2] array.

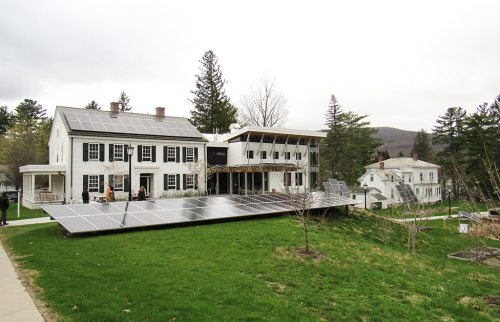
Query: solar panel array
[[63, 112, 202, 138], [323, 182, 334, 193], [459, 211, 483, 223], [42, 192, 359, 234], [324, 179, 351, 198], [396, 182, 418, 206]]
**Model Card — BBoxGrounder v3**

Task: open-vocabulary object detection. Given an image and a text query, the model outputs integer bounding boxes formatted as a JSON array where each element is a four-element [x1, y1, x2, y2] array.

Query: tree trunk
[[303, 223, 309, 253]]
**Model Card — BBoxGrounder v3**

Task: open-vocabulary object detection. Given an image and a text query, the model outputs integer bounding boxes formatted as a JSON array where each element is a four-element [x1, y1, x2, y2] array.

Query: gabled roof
[[359, 168, 403, 182], [350, 186, 382, 194], [365, 157, 439, 169], [56, 106, 207, 142]]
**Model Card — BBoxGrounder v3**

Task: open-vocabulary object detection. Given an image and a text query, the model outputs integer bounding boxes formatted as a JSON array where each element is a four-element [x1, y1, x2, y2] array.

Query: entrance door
[[139, 174, 152, 194]]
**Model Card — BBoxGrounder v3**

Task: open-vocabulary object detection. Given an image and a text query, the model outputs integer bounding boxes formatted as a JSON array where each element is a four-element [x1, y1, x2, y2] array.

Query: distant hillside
[[371, 127, 446, 158]]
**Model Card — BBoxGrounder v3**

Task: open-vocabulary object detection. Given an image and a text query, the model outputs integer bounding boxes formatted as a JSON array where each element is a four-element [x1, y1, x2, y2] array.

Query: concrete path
[[0, 218, 53, 322], [394, 212, 488, 223]]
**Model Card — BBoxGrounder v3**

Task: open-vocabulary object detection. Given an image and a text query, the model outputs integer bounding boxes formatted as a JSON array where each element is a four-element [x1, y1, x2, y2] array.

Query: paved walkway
[[0, 218, 53, 322]]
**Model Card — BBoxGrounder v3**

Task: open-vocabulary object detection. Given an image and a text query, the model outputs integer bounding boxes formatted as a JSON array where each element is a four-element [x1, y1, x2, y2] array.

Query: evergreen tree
[[0, 106, 12, 134], [117, 92, 132, 112], [373, 149, 390, 163], [189, 50, 237, 133], [432, 107, 467, 198], [14, 99, 47, 126], [320, 95, 382, 185], [397, 151, 405, 157], [85, 100, 101, 110], [410, 129, 434, 162]]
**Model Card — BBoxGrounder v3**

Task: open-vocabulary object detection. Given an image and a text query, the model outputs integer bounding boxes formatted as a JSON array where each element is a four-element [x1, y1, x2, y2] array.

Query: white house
[[20, 105, 326, 208], [20, 104, 208, 208], [358, 154, 441, 205], [349, 186, 388, 209], [203, 124, 325, 195]]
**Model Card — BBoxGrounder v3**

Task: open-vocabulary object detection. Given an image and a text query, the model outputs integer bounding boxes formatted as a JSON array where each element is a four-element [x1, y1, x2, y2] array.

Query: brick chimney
[[156, 107, 165, 118], [378, 155, 383, 162], [110, 102, 120, 113], [380, 161, 384, 170], [413, 153, 418, 161]]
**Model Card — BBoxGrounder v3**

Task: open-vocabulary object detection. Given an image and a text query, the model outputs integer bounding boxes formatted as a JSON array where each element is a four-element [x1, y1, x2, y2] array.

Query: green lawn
[[5, 203, 49, 221], [1, 209, 500, 321], [370, 201, 488, 219]]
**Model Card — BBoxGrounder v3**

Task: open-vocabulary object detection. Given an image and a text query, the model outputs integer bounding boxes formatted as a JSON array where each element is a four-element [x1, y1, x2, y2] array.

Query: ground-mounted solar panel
[[339, 181, 351, 198], [329, 179, 341, 194], [459, 211, 483, 223], [323, 182, 334, 193], [404, 184, 419, 203], [43, 192, 361, 234]]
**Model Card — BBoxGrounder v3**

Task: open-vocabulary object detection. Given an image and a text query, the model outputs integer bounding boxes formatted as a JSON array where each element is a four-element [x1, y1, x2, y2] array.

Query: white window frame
[[370, 174, 374, 182], [109, 174, 124, 191], [284, 152, 290, 160], [186, 174, 195, 189], [186, 147, 194, 162], [61, 144, 64, 162], [114, 144, 124, 161], [168, 174, 176, 190], [273, 151, 279, 160], [88, 175, 99, 192], [89, 143, 99, 161], [143, 146, 151, 161], [420, 172, 423, 182], [296, 152, 302, 160], [429, 172, 434, 182], [167, 147, 176, 162]]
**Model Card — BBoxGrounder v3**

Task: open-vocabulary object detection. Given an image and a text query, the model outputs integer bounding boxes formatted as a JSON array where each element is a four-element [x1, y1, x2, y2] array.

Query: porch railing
[[23, 192, 65, 204]]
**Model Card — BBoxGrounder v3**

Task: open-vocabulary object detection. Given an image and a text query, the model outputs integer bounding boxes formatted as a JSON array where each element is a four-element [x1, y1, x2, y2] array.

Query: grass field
[[1, 208, 500, 321], [4, 203, 49, 221]]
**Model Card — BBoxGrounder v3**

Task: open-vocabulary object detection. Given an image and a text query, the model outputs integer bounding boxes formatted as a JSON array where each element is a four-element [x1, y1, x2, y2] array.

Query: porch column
[[262, 172, 265, 194], [216, 172, 219, 196], [48, 175, 52, 191], [237, 172, 240, 195], [252, 172, 255, 194], [31, 174, 35, 196], [229, 172, 233, 196]]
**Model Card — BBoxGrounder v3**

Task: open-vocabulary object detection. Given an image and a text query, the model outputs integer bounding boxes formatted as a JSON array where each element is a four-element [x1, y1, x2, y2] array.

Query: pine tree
[[432, 107, 467, 198], [410, 129, 434, 162], [14, 99, 47, 126], [85, 100, 101, 110], [189, 50, 237, 133], [0, 106, 12, 134], [117, 92, 132, 112]]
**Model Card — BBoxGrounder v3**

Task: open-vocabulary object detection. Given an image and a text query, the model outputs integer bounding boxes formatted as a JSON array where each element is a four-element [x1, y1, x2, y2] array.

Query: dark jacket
[[0, 195, 9, 211], [82, 191, 89, 201], [138, 191, 146, 201]]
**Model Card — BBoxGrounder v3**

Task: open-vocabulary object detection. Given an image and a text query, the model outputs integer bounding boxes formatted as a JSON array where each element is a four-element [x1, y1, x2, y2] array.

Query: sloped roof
[[215, 126, 327, 142], [365, 157, 439, 169], [350, 186, 382, 194], [56, 106, 207, 142], [373, 193, 388, 201]]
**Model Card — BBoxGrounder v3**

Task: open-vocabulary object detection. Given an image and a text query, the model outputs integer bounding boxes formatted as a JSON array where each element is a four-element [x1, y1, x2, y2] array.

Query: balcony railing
[[23, 192, 65, 204]]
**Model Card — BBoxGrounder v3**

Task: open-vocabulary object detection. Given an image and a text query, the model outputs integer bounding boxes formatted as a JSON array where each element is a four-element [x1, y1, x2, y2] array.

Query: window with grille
[[186, 147, 194, 162], [114, 144, 124, 161], [89, 175, 99, 192], [296, 152, 301, 160], [89, 143, 99, 160], [168, 174, 176, 189], [167, 147, 176, 162], [186, 174, 194, 189], [109, 175, 124, 191], [429, 172, 434, 181], [284, 173, 292, 186], [273, 151, 279, 159], [370, 174, 374, 182], [420, 173, 423, 181], [143, 146, 151, 161], [284, 152, 290, 160], [261, 151, 266, 159], [247, 150, 254, 159]]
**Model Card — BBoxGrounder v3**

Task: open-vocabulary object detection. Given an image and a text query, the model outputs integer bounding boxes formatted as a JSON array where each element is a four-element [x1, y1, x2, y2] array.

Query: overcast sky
[[1, 0, 499, 133]]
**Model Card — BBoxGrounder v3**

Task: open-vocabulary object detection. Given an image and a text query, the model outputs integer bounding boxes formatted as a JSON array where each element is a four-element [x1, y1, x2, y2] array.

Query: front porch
[[19, 165, 67, 209]]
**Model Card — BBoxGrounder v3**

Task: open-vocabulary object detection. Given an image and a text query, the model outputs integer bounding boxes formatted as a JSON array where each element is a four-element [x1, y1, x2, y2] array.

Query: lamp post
[[127, 145, 135, 201], [363, 183, 368, 210], [448, 188, 452, 218]]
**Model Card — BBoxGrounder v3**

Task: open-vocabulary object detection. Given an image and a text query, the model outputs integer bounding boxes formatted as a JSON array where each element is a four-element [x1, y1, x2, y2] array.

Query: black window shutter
[[163, 146, 167, 162], [83, 175, 88, 190], [176, 147, 180, 163], [83, 143, 88, 161], [164, 174, 168, 190], [299, 173, 303, 186], [109, 144, 114, 162], [183, 174, 187, 190], [295, 173, 298, 186], [176, 174, 180, 190], [124, 145, 129, 162], [137, 145, 143, 162], [195, 174, 198, 190], [124, 175, 129, 192], [99, 175, 104, 193], [194, 147, 198, 161], [152, 146, 156, 162], [99, 144, 105, 162], [182, 147, 186, 162]]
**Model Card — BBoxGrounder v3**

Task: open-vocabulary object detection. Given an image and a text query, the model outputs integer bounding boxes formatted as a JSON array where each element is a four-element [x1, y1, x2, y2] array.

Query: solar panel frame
[[459, 211, 483, 223]]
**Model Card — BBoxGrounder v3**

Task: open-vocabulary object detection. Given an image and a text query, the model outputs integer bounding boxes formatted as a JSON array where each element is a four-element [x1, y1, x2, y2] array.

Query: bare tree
[[239, 76, 289, 127]]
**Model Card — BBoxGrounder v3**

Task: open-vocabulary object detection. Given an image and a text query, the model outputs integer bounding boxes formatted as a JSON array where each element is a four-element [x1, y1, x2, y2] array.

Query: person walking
[[0, 192, 10, 226], [137, 186, 146, 201]]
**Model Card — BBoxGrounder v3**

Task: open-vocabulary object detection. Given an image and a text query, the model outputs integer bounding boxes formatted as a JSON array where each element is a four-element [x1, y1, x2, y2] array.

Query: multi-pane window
[[168, 174, 176, 190], [142, 146, 151, 161], [296, 152, 302, 160], [109, 175, 124, 191], [284, 152, 290, 160], [391, 189, 394, 199], [186, 147, 194, 162], [89, 143, 99, 160], [61, 144, 64, 162], [261, 151, 267, 159], [88, 175, 99, 192], [420, 172, 423, 182], [273, 151, 279, 159], [247, 150, 254, 159], [186, 174, 195, 189], [409, 176, 411, 183], [370, 174, 374, 182], [429, 172, 434, 181], [114, 144, 124, 161], [284, 173, 292, 186], [416, 188, 420, 197], [167, 147, 176, 162]]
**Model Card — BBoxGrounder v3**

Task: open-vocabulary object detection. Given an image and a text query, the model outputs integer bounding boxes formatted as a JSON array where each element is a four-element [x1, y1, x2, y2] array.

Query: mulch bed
[[291, 249, 327, 260]]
